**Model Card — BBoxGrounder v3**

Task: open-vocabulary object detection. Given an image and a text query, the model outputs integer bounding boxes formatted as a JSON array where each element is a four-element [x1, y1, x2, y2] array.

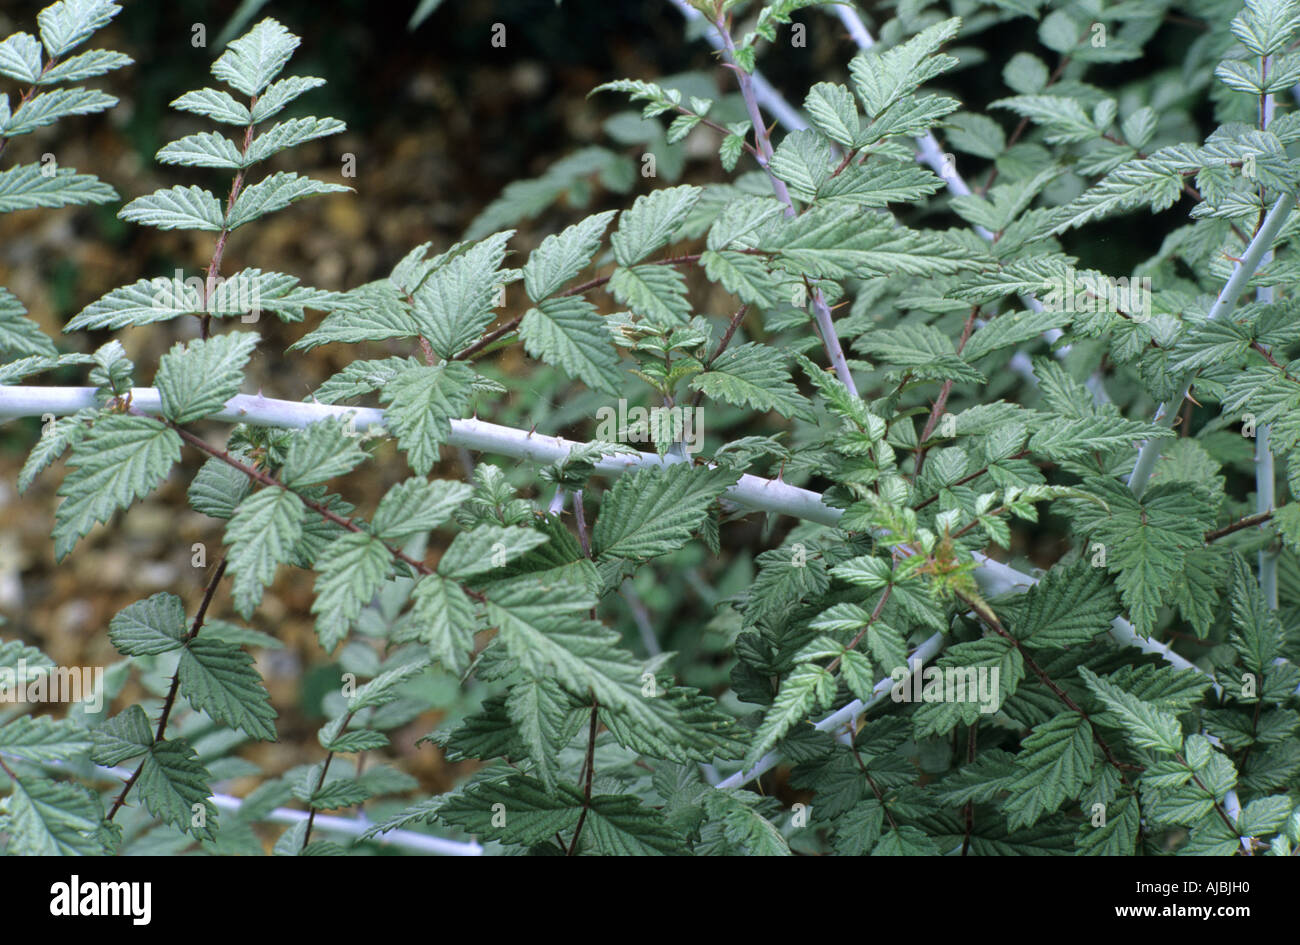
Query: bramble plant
[[2, 0, 1300, 858]]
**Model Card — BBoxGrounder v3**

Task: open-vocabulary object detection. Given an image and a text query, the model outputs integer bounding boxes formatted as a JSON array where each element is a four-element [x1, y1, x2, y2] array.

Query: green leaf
[[1079, 666, 1183, 754], [506, 678, 583, 791], [52, 415, 181, 561], [224, 172, 350, 230], [379, 361, 474, 476], [854, 322, 985, 383], [156, 332, 258, 423], [0, 777, 107, 856], [0, 32, 42, 83], [699, 249, 779, 307], [0, 716, 91, 762], [0, 87, 116, 137], [690, 342, 811, 419], [1008, 560, 1119, 648], [484, 579, 682, 746], [610, 185, 701, 266], [224, 487, 305, 618], [156, 131, 243, 169], [171, 87, 251, 125], [108, 591, 186, 656], [244, 116, 346, 165], [519, 296, 622, 394], [607, 264, 692, 327], [90, 705, 153, 766], [1004, 712, 1094, 829], [409, 231, 513, 357], [0, 163, 117, 212], [763, 206, 979, 281], [439, 775, 684, 854], [250, 75, 327, 123], [1076, 793, 1140, 855], [592, 463, 738, 561], [279, 415, 369, 488], [408, 573, 478, 675], [0, 287, 56, 360], [37, 48, 131, 84], [848, 17, 961, 117], [522, 210, 617, 301], [135, 738, 217, 840], [438, 523, 550, 580], [372, 478, 472, 542], [120, 185, 225, 231], [746, 663, 836, 767], [804, 82, 861, 147], [18, 413, 87, 494], [37, 0, 120, 57], [212, 17, 300, 97], [188, 455, 252, 520], [703, 791, 791, 856], [178, 639, 278, 740], [311, 532, 393, 652]]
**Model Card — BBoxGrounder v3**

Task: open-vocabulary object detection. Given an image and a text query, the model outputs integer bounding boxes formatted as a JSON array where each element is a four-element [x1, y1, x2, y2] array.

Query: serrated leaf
[[90, 705, 153, 766], [120, 185, 225, 231], [520, 296, 622, 394], [135, 738, 217, 840], [224, 172, 350, 230], [279, 415, 369, 488], [212, 17, 299, 97], [372, 478, 472, 542], [1, 777, 106, 855], [690, 342, 810, 419], [52, 415, 181, 561], [224, 487, 305, 618], [0, 716, 91, 762], [108, 591, 186, 656], [311, 532, 393, 652], [156, 332, 258, 423], [522, 209, 617, 301], [0, 163, 117, 212], [592, 463, 738, 561], [438, 523, 550, 580], [379, 361, 474, 476], [610, 185, 701, 266], [178, 639, 277, 740], [244, 116, 346, 165], [408, 573, 478, 674]]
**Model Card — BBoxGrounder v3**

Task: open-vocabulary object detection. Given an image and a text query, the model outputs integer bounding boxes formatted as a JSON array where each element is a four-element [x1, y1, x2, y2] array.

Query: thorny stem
[[0, 56, 59, 161], [691, 304, 749, 409], [302, 709, 356, 853], [712, 12, 859, 396], [567, 700, 600, 855], [849, 742, 898, 830], [828, 585, 893, 675], [961, 719, 978, 856], [1205, 511, 1275, 543], [914, 305, 981, 480], [107, 556, 229, 823], [449, 254, 704, 362], [959, 592, 1136, 788], [201, 100, 259, 340]]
